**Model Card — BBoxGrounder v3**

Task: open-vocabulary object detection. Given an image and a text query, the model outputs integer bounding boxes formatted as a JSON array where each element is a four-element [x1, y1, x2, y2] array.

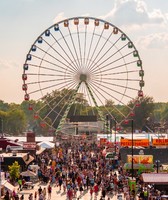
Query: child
[[90, 187, 94, 199]]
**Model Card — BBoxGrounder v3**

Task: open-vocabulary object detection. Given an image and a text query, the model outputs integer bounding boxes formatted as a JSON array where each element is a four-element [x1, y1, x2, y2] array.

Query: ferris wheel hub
[[80, 73, 87, 82]]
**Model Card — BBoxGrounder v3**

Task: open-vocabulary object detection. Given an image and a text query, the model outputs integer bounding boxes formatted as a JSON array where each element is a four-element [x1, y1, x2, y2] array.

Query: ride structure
[[22, 16, 144, 137]]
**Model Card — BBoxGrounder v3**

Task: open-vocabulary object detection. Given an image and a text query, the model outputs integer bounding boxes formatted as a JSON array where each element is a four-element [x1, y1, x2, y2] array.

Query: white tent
[[2, 180, 15, 191], [37, 141, 55, 149], [21, 170, 37, 177]]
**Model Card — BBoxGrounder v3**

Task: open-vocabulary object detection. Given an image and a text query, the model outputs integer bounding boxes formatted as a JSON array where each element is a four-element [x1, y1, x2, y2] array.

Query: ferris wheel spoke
[[104, 78, 140, 81], [85, 26, 96, 68], [37, 41, 76, 73], [87, 84, 111, 117], [87, 28, 104, 70], [96, 69, 139, 77], [50, 32, 79, 71], [76, 25, 83, 68], [28, 78, 74, 95], [83, 25, 87, 68], [58, 29, 80, 71], [85, 85, 97, 116], [28, 61, 72, 76], [36, 80, 78, 109], [56, 82, 82, 133], [31, 52, 74, 74], [94, 78, 138, 91], [89, 37, 121, 72], [67, 27, 81, 69], [41, 83, 77, 121], [26, 73, 72, 78], [88, 31, 113, 71], [92, 79, 135, 103], [92, 43, 130, 73], [94, 59, 137, 75], [27, 77, 72, 86], [88, 82, 127, 118]]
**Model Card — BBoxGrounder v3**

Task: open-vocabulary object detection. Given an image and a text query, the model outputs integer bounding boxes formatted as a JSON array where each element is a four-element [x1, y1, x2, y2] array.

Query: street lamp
[[155, 160, 160, 173], [0, 155, 4, 198]]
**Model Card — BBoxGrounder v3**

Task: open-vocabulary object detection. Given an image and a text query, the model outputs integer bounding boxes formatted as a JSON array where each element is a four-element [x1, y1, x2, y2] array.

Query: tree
[[128, 96, 155, 129], [8, 161, 20, 183], [6, 109, 26, 135], [0, 100, 10, 111], [160, 103, 168, 121]]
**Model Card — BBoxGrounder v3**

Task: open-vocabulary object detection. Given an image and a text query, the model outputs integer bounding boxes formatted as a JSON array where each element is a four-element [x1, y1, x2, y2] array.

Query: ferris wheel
[[22, 16, 144, 133]]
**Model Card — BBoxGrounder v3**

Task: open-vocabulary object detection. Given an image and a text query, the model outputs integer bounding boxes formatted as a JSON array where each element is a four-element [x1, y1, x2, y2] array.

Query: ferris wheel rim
[[22, 16, 144, 130]]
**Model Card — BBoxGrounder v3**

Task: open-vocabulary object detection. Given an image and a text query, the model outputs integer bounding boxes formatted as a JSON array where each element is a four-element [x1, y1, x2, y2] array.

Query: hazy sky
[[0, 0, 168, 104]]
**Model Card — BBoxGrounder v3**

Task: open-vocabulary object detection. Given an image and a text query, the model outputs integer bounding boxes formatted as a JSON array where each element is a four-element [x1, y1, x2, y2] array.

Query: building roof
[[142, 173, 168, 184], [1, 153, 34, 165]]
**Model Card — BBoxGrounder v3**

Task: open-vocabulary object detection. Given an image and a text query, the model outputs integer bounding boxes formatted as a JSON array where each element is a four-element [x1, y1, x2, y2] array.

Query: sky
[[0, 0, 168, 104]]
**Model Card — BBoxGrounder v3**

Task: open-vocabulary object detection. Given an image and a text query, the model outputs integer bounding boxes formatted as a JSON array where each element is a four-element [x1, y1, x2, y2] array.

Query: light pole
[[106, 114, 109, 141], [0, 155, 4, 198], [131, 119, 134, 179], [155, 160, 160, 173], [0, 118, 3, 137], [114, 118, 117, 155], [110, 117, 117, 154]]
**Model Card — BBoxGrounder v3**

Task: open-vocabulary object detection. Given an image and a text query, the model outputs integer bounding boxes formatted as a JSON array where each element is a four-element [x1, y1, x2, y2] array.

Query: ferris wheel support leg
[[84, 81, 111, 136], [55, 82, 82, 136]]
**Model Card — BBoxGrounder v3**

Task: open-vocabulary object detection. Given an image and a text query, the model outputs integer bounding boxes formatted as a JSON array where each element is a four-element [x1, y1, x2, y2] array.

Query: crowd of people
[[3, 139, 168, 200], [32, 140, 130, 200]]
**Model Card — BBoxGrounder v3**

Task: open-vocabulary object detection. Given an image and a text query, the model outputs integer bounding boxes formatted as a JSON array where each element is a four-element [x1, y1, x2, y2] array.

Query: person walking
[[47, 185, 52, 200]]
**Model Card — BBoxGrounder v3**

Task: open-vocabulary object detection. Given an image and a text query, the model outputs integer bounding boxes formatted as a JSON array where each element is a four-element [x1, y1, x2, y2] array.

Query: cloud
[[101, 0, 167, 27], [0, 59, 18, 70], [53, 12, 67, 24], [136, 32, 168, 49]]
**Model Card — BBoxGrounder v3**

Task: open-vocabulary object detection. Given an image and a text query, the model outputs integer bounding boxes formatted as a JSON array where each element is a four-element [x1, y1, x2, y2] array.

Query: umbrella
[[37, 141, 55, 149], [20, 170, 36, 177]]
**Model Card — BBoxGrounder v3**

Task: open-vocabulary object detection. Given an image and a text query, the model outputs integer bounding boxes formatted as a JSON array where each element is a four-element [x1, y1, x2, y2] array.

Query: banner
[[100, 138, 107, 145], [23, 142, 36, 150], [127, 155, 153, 164], [152, 139, 168, 146], [120, 139, 149, 147]]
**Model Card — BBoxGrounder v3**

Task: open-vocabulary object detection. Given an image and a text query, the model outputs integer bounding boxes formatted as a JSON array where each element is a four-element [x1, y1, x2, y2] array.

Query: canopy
[[21, 170, 37, 177], [142, 173, 168, 184], [37, 141, 55, 149], [2, 181, 15, 191], [105, 152, 117, 160]]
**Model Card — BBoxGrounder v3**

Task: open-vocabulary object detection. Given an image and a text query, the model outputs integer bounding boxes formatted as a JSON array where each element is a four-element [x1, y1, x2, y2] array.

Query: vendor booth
[[124, 155, 154, 174], [141, 173, 168, 194]]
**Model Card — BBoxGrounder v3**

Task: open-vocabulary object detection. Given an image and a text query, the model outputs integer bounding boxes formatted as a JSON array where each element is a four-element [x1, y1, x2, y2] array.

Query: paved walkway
[[18, 182, 123, 200]]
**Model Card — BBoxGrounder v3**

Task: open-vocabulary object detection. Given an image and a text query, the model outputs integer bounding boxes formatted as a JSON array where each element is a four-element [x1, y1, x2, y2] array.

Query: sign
[[152, 139, 168, 146], [100, 138, 107, 145], [23, 142, 36, 150], [129, 178, 136, 192], [27, 132, 35, 142], [120, 139, 149, 147], [127, 155, 153, 164], [105, 152, 116, 160]]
